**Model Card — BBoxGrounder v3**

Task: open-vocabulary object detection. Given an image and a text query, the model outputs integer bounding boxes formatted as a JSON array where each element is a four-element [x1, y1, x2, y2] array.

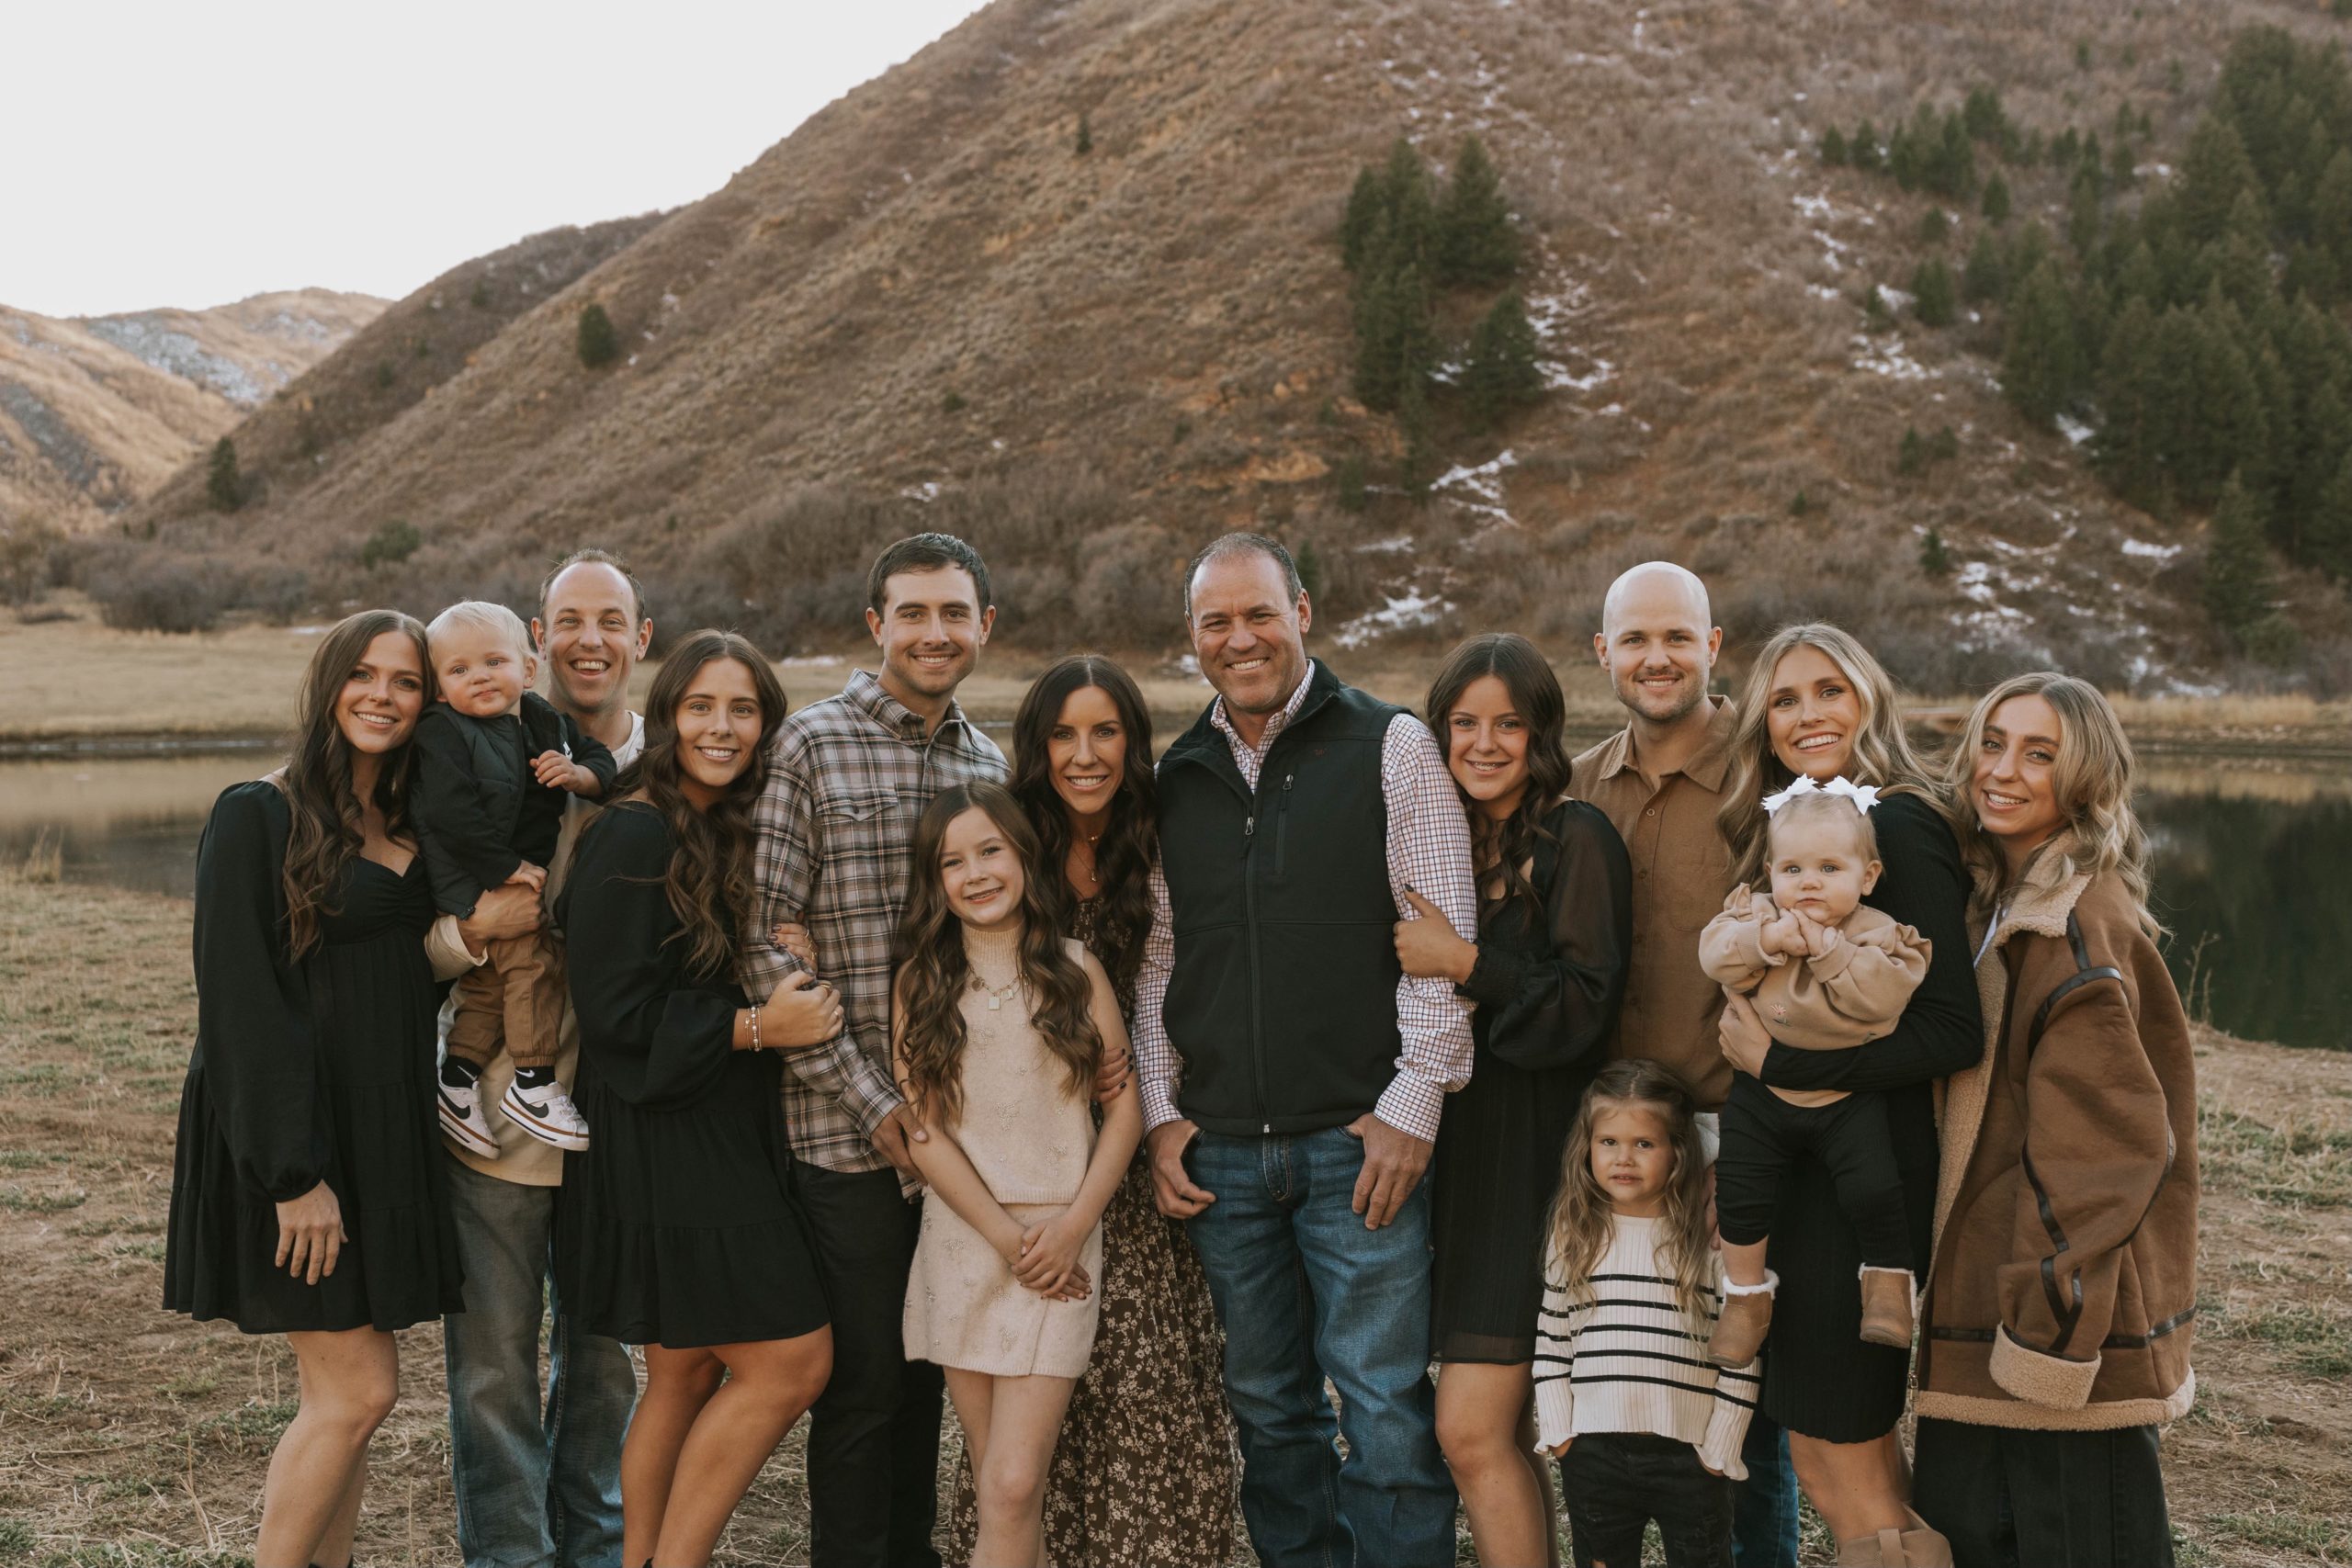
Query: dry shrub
[[67, 541, 309, 634]]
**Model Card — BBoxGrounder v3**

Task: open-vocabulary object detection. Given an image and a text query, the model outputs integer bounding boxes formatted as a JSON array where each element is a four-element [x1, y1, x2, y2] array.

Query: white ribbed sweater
[[1532, 1214, 1759, 1478]]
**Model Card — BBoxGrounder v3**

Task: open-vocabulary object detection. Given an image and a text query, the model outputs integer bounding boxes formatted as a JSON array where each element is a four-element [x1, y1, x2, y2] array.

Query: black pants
[[1558, 1432, 1733, 1568], [1913, 1418, 2174, 1568], [1715, 1075, 1909, 1268], [795, 1160, 944, 1568]]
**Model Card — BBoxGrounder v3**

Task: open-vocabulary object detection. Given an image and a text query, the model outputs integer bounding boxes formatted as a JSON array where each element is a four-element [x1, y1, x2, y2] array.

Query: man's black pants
[[795, 1160, 944, 1568]]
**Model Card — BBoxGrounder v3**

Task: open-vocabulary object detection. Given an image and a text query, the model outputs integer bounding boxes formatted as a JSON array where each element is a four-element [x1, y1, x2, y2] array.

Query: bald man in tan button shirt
[[1569, 562, 1740, 1109]]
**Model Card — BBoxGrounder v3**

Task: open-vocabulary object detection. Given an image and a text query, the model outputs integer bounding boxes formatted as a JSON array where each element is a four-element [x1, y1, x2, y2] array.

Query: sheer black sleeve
[[1459, 800, 1632, 1072], [561, 803, 741, 1111], [1758, 791, 1984, 1093], [190, 782, 330, 1201]]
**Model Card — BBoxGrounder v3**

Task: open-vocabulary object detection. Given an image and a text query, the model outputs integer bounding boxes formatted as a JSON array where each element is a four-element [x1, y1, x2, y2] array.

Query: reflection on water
[[2140, 757, 2351, 1055], [3, 750, 2346, 1052]]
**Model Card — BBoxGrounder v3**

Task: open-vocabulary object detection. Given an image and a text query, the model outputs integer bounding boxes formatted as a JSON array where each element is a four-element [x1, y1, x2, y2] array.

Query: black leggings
[[1558, 1432, 1733, 1568], [1714, 1073, 1910, 1269]]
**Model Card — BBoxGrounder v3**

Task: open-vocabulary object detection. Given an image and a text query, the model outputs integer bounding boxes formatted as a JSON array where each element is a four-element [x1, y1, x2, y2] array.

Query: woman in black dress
[[555, 630, 844, 1568], [1390, 633, 1631, 1568], [165, 609, 492, 1568], [1713, 623, 1984, 1566]]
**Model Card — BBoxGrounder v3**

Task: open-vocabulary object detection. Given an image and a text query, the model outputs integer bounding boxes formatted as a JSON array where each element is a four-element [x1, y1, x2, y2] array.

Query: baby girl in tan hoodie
[[1698, 780, 1932, 1364]]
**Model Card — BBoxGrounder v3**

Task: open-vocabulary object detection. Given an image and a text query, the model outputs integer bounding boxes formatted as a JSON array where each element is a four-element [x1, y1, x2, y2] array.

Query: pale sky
[[3, 1, 988, 319]]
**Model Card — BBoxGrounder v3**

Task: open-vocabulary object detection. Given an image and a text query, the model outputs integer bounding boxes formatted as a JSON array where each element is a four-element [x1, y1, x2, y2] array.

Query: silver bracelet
[[748, 1006, 762, 1050]]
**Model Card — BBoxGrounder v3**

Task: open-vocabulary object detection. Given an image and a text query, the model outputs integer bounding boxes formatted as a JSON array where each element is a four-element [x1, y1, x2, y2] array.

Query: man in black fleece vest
[[1131, 533, 1478, 1567]]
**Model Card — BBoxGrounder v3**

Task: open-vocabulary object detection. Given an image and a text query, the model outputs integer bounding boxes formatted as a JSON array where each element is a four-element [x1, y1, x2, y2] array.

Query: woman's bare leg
[[967, 1373, 1075, 1568], [1517, 1393, 1564, 1568], [651, 1329, 833, 1566], [1437, 1361, 1553, 1568], [626, 1347, 726, 1565], [255, 1328, 399, 1568], [1790, 1430, 1910, 1541]]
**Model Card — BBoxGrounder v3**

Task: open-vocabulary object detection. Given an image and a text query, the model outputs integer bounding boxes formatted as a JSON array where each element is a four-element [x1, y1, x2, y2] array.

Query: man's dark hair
[[538, 547, 649, 626], [867, 532, 992, 615], [1184, 531, 1303, 618]]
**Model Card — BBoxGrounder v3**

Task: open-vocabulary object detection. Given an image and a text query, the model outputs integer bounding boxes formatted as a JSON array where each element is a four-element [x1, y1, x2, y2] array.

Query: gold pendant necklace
[[972, 974, 1021, 1011]]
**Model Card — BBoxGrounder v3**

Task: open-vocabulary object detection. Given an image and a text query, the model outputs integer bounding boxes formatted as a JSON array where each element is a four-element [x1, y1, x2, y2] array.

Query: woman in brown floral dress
[[948, 653, 1241, 1566]]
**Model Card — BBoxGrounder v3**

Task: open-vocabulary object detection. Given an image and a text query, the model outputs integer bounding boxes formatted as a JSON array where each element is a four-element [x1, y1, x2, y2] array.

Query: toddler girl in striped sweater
[[1535, 1059, 1758, 1568]]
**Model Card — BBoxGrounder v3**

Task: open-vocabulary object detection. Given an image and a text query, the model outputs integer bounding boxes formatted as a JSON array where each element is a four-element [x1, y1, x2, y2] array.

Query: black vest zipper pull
[[1242, 815, 1255, 855]]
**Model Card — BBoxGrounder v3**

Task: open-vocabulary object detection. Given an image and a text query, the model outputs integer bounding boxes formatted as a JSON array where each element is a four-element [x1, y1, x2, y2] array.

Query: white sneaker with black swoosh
[[502, 1079, 591, 1151], [438, 1077, 499, 1157]]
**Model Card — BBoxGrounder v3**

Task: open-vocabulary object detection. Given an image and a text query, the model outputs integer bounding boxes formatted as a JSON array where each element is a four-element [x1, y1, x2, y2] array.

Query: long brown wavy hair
[[1947, 671, 2159, 936], [1009, 654, 1158, 997], [1716, 622, 1951, 885], [1423, 633, 1573, 921], [282, 609, 430, 959], [894, 783, 1102, 1124], [608, 630, 787, 976], [1544, 1058, 1718, 1324]]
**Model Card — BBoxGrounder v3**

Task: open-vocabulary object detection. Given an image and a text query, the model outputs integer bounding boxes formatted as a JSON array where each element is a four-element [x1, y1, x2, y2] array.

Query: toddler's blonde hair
[[426, 599, 532, 659]]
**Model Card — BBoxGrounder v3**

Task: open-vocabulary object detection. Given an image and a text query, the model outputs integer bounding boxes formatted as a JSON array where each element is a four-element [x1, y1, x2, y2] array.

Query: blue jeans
[[1182, 1126, 1455, 1568], [1732, 1412, 1799, 1567], [443, 1158, 637, 1568]]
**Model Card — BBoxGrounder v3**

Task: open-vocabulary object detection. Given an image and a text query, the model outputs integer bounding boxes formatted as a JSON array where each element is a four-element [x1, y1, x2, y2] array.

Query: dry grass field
[[1, 873, 2347, 1566]]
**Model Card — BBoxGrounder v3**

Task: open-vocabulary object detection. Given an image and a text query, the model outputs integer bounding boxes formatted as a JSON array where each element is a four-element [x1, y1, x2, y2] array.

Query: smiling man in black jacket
[[1132, 533, 1478, 1568]]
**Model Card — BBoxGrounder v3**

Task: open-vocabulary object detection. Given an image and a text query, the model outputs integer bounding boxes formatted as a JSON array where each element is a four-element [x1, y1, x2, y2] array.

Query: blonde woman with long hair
[[1911, 673, 2194, 1568], [1711, 623, 1983, 1567]]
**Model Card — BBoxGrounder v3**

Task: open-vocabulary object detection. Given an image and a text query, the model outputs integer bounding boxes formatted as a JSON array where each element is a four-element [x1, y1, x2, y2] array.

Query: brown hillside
[[0, 290, 380, 528], [131, 217, 663, 547], [131, 0, 2350, 688]]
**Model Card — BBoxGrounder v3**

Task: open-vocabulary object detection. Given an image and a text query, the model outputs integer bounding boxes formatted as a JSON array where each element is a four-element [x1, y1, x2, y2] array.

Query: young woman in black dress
[[554, 629, 845, 1568], [1713, 623, 1984, 1567], [165, 609, 498, 1568], [1389, 633, 1632, 1568]]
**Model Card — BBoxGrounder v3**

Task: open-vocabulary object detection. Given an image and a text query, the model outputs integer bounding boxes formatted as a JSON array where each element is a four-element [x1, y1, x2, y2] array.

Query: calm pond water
[[2, 750, 2345, 1054]]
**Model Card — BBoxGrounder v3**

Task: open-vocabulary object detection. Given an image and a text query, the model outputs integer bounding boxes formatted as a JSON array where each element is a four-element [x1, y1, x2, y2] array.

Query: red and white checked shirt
[[740, 669, 1008, 1175], [1132, 661, 1477, 1143]]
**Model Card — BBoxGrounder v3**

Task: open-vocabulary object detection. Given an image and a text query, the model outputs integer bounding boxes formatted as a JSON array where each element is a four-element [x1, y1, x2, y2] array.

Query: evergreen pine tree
[[2115, 240, 2163, 309], [2201, 470, 2275, 641], [1075, 113, 1093, 156], [1340, 166, 1386, 274], [2311, 147, 2352, 279], [2094, 296, 2162, 501], [1852, 120, 1882, 172], [2312, 449, 2352, 581], [576, 303, 619, 369], [1381, 138, 1439, 276], [1933, 110, 1977, 197], [1397, 378, 1438, 500], [1918, 207, 1950, 245], [1820, 127, 1849, 166], [1898, 426, 1928, 476], [2177, 117, 2261, 246], [2184, 299, 2271, 508], [1438, 135, 1518, 288], [1982, 173, 2012, 225], [2068, 163, 2104, 254], [1353, 262, 1437, 414], [2001, 260, 2078, 427], [207, 437, 242, 513], [1912, 257, 1957, 326], [1963, 229, 2007, 302], [1462, 291, 1544, 431], [1963, 86, 2007, 143], [1919, 526, 1954, 578]]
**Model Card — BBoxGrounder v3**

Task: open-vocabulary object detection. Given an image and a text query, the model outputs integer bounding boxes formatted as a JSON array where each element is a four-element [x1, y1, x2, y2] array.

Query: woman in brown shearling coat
[[1912, 672, 2196, 1568]]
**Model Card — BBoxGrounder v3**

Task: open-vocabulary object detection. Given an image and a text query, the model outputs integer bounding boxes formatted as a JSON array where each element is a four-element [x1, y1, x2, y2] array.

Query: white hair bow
[[1761, 774, 1882, 816]]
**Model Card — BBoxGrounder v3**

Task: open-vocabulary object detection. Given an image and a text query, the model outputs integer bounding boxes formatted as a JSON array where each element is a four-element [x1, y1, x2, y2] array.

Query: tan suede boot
[[1834, 1512, 1955, 1566], [1858, 1266, 1917, 1348], [1707, 1271, 1776, 1366]]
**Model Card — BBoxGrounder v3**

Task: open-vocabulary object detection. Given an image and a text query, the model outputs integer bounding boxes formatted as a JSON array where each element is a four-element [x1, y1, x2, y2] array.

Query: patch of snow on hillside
[[901, 482, 942, 503], [1355, 536, 1416, 554], [1852, 334, 1932, 380], [1544, 352, 1614, 393], [1434, 450, 1520, 523], [2055, 413, 2094, 446], [1337, 591, 1456, 649], [1793, 192, 1837, 221], [2120, 537, 2181, 561]]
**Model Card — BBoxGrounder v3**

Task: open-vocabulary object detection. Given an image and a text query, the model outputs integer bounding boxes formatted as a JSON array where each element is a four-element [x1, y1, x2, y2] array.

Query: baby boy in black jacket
[[415, 600, 616, 1154]]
